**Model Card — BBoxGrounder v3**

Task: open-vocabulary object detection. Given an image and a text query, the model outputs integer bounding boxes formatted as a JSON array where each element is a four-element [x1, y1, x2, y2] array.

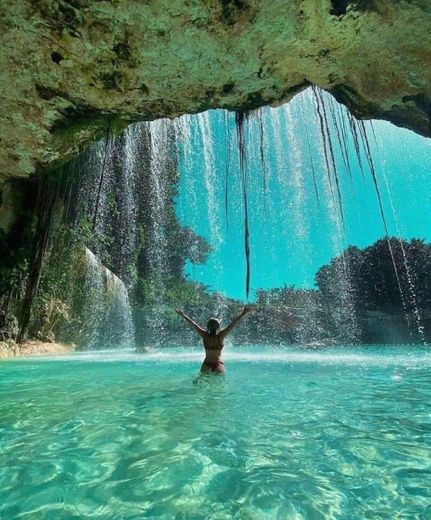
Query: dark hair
[[207, 318, 220, 336]]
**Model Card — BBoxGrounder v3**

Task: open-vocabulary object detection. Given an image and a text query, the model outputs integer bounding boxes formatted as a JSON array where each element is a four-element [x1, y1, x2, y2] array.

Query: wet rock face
[[1, 0, 430, 180]]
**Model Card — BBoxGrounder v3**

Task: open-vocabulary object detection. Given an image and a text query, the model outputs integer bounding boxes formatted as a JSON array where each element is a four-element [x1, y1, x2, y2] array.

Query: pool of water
[[1, 345, 431, 519]]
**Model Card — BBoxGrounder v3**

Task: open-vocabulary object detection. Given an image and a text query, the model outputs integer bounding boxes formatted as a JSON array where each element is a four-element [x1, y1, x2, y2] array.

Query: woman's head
[[207, 317, 220, 335]]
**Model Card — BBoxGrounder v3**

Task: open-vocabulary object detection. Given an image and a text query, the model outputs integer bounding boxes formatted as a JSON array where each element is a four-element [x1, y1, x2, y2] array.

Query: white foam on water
[[13, 346, 431, 368]]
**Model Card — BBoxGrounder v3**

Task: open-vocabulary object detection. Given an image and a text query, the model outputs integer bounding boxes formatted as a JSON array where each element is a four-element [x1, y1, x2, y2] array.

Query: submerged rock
[[0, 0, 431, 181]]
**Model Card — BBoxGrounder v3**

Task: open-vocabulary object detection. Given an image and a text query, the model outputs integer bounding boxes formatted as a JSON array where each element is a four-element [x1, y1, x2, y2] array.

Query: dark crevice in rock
[[403, 94, 431, 132], [330, 0, 350, 16], [205, 88, 216, 102], [223, 82, 235, 94], [220, 0, 248, 26], [99, 72, 123, 91], [51, 51, 64, 63], [329, 84, 375, 118], [330, 0, 379, 16], [244, 91, 267, 109], [403, 94, 430, 115], [37, 1, 83, 35], [140, 84, 149, 96], [51, 107, 102, 133], [113, 42, 132, 61], [36, 85, 63, 101], [257, 67, 265, 79], [281, 81, 311, 101]]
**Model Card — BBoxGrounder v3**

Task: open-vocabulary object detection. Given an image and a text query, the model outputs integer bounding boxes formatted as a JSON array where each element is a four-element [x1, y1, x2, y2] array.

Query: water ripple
[[1, 345, 431, 518]]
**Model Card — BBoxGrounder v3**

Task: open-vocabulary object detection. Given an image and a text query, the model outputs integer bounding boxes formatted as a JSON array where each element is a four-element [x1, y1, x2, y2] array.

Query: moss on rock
[[0, 0, 431, 181]]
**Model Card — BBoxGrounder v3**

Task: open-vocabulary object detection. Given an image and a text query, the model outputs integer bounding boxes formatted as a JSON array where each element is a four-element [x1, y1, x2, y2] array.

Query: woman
[[175, 306, 252, 373]]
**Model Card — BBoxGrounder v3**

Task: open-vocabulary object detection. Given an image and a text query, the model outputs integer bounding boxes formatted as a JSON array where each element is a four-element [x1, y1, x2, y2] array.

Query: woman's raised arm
[[219, 305, 252, 339], [175, 309, 206, 336]]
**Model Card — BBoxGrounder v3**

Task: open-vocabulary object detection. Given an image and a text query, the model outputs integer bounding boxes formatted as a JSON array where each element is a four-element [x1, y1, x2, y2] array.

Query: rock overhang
[[0, 0, 430, 181]]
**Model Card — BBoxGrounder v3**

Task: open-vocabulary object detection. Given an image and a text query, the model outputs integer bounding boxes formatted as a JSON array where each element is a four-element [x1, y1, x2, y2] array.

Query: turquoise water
[[1, 346, 431, 519]]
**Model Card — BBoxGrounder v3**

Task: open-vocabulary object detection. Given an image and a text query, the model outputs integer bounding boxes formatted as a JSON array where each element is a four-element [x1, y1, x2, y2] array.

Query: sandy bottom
[[0, 340, 75, 359]]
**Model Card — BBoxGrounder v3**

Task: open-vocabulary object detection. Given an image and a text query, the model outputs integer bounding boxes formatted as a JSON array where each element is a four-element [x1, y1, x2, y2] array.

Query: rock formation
[[1, 0, 430, 181]]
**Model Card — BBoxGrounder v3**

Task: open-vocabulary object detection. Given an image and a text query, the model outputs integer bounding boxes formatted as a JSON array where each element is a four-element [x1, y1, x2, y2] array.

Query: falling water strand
[[283, 103, 309, 243], [357, 120, 390, 232], [84, 247, 104, 348], [104, 267, 136, 349], [147, 119, 171, 312], [197, 112, 222, 246], [174, 114, 199, 232], [362, 123, 425, 341], [305, 127, 320, 205], [368, 120, 379, 147], [197, 111, 227, 318], [328, 97, 353, 184], [256, 109, 269, 215], [224, 110, 231, 229], [312, 88, 336, 201], [298, 99, 320, 205], [346, 112, 366, 180], [235, 112, 251, 299], [308, 89, 359, 343], [336, 103, 356, 176], [92, 120, 112, 231], [354, 119, 408, 316], [117, 125, 139, 280], [314, 88, 345, 226], [269, 107, 289, 189], [395, 234, 425, 341]]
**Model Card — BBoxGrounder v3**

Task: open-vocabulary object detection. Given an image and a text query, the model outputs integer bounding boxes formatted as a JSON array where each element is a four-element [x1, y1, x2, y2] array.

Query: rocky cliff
[[1, 0, 430, 181]]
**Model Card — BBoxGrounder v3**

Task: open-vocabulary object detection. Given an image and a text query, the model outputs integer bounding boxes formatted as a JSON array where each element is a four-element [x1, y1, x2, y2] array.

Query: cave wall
[[1, 0, 430, 181]]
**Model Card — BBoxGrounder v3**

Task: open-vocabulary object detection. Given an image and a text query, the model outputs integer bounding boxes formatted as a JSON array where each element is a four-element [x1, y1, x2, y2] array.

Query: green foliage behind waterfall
[[315, 238, 431, 343], [3, 121, 431, 348], [25, 123, 217, 348]]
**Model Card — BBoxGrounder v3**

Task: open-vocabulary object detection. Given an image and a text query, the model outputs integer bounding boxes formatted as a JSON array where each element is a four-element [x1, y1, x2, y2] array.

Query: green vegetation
[[1, 125, 431, 348]]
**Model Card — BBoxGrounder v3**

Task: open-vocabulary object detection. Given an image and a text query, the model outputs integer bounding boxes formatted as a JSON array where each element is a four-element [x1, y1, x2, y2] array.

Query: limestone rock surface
[[1, 0, 430, 180]]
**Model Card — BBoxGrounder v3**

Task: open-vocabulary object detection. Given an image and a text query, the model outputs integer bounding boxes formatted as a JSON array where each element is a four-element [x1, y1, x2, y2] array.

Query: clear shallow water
[[1, 345, 431, 519]]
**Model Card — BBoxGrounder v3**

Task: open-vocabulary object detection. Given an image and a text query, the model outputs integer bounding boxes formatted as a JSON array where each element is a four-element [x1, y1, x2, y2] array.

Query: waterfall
[[174, 115, 199, 230], [75, 127, 139, 285], [367, 127, 426, 342], [83, 247, 135, 350], [103, 267, 136, 349], [174, 88, 428, 344], [175, 111, 228, 320], [70, 116, 186, 347], [146, 119, 171, 301], [83, 247, 105, 349], [115, 126, 139, 281], [80, 132, 115, 248], [308, 89, 360, 343], [55, 85, 429, 347], [68, 124, 143, 348], [196, 112, 223, 248]]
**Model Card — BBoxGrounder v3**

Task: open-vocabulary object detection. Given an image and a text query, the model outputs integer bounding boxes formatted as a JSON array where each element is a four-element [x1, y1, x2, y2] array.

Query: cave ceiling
[[0, 0, 430, 181]]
